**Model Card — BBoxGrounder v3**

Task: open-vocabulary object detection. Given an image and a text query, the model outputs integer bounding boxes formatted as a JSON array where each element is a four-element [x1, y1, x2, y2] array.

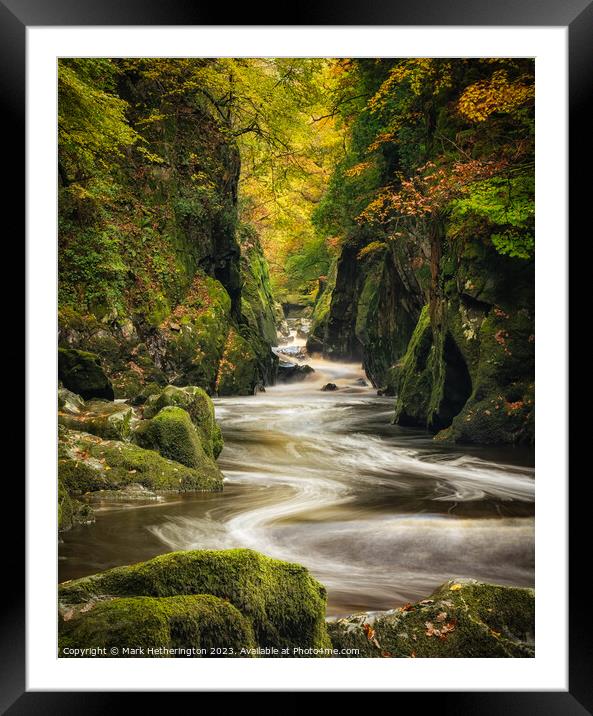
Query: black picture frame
[[11, 0, 585, 708]]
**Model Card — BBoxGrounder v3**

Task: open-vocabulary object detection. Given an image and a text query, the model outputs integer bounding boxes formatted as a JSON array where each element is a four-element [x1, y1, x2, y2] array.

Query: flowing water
[[59, 320, 535, 616]]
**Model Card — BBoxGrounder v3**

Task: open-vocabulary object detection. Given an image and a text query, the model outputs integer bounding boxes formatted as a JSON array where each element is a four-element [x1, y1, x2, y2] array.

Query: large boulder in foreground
[[328, 579, 534, 658], [59, 549, 331, 656], [59, 594, 256, 658], [58, 348, 114, 400]]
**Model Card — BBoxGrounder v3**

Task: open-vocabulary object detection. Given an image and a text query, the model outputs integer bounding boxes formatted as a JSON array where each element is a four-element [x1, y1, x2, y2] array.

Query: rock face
[[308, 233, 424, 386], [58, 549, 331, 657], [309, 230, 534, 445], [328, 579, 535, 658], [393, 241, 534, 444], [59, 68, 278, 400], [58, 348, 114, 400]]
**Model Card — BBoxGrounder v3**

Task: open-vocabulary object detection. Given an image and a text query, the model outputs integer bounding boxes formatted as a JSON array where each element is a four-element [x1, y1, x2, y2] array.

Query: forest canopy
[[58, 57, 534, 305]]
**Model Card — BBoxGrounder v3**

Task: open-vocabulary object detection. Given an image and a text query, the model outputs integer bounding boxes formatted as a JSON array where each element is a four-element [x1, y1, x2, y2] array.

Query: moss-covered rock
[[58, 477, 95, 531], [59, 427, 223, 497], [58, 549, 331, 655], [143, 385, 223, 458], [328, 579, 534, 658], [59, 399, 136, 441], [133, 407, 222, 484], [58, 348, 114, 400], [59, 594, 256, 657]]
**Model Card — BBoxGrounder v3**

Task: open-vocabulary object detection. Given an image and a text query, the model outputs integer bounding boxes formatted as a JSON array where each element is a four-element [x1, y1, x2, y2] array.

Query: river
[[59, 322, 535, 616]]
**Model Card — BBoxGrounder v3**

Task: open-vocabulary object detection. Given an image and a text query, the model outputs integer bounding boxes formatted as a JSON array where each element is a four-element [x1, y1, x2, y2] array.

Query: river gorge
[[59, 327, 534, 617]]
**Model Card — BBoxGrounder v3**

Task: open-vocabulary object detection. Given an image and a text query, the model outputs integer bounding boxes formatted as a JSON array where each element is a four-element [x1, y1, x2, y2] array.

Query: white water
[[146, 324, 535, 614]]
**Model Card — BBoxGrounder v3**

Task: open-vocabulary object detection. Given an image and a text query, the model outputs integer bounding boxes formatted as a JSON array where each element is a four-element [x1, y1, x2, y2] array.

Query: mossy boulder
[[58, 399, 136, 441], [58, 549, 331, 655], [58, 427, 223, 498], [58, 348, 114, 400], [133, 407, 222, 483], [328, 579, 534, 658], [59, 594, 256, 657], [143, 385, 223, 458]]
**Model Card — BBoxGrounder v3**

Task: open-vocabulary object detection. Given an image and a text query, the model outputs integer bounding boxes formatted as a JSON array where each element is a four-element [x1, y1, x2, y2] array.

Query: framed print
[[11, 0, 585, 707]]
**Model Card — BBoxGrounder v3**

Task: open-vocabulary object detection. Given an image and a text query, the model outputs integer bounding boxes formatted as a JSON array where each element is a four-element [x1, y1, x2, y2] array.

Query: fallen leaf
[[436, 611, 448, 622], [449, 583, 462, 591], [363, 623, 376, 641]]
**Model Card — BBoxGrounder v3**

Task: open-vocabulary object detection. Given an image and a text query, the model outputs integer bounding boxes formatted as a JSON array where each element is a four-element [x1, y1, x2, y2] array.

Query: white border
[[27, 26, 568, 691]]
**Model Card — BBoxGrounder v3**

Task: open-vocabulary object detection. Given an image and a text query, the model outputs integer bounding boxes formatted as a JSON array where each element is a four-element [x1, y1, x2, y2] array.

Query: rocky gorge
[[57, 58, 535, 659]]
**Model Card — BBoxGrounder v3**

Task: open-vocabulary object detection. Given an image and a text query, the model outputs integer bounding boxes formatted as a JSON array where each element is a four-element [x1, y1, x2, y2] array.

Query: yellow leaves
[[344, 161, 373, 178], [449, 583, 463, 591], [458, 70, 534, 123]]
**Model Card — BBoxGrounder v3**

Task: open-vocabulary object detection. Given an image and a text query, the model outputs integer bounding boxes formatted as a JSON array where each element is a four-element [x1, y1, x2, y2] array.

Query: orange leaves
[[458, 70, 534, 123], [363, 622, 375, 641], [344, 161, 374, 178], [359, 157, 508, 225], [425, 617, 457, 640]]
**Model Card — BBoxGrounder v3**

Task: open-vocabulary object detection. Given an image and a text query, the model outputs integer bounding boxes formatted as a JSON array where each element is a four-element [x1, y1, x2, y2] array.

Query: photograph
[[56, 56, 536, 660]]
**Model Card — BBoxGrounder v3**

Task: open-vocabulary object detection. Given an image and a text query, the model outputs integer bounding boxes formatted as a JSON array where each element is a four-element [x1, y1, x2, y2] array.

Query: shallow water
[[59, 328, 534, 616]]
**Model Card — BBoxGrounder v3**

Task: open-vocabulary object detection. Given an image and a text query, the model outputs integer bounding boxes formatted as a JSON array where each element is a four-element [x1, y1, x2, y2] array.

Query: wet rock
[[377, 386, 395, 397], [83, 483, 161, 503], [353, 378, 368, 387], [306, 334, 324, 354], [321, 383, 338, 392], [277, 361, 315, 383], [276, 345, 308, 361]]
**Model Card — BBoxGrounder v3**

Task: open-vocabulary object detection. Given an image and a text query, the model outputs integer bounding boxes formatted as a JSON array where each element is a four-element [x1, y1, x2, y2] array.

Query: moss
[[328, 579, 534, 658], [59, 428, 223, 493], [143, 385, 223, 458], [58, 348, 114, 400], [58, 399, 136, 441], [215, 329, 259, 396], [59, 594, 256, 657], [58, 478, 94, 531], [133, 407, 222, 484], [239, 226, 278, 346], [393, 306, 433, 427], [58, 549, 331, 655]]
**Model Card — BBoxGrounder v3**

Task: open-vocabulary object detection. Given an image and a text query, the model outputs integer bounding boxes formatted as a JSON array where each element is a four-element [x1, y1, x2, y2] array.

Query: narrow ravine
[[59, 320, 534, 616]]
